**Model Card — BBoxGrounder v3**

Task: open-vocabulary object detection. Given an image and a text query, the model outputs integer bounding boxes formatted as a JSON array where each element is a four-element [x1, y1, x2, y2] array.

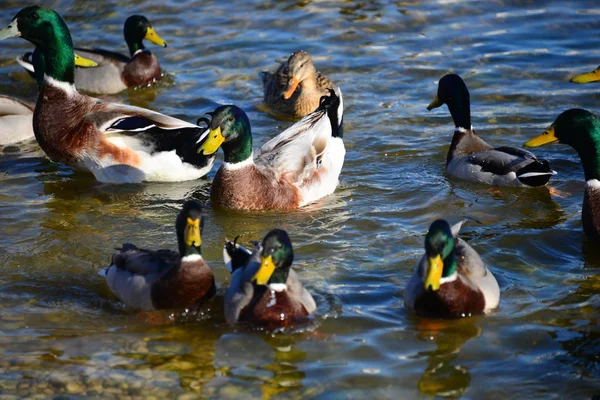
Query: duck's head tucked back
[[427, 73, 472, 130], [175, 200, 204, 257], [526, 108, 600, 181], [200, 105, 253, 164], [124, 15, 167, 56], [0, 6, 75, 84], [252, 229, 294, 289], [283, 50, 318, 99], [423, 219, 457, 292]]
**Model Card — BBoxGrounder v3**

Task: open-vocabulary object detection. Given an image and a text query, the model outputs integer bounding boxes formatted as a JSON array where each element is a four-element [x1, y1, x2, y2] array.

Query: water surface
[[1, 0, 600, 398]]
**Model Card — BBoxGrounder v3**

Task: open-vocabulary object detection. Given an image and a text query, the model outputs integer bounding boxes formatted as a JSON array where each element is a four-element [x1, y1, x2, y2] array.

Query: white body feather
[[0, 95, 35, 145]]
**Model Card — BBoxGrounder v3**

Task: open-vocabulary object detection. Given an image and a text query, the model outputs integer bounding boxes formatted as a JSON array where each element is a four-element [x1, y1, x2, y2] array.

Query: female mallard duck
[[570, 66, 600, 84], [222, 229, 316, 327], [100, 200, 215, 311], [261, 50, 336, 119], [0, 6, 214, 183], [198, 87, 345, 210], [404, 219, 500, 317], [427, 73, 555, 187], [17, 15, 167, 95], [525, 108, 600, 241]]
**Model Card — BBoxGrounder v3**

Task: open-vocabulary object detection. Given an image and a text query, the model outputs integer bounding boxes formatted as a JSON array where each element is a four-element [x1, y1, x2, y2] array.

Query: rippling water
[[1, 0, 600, 398]]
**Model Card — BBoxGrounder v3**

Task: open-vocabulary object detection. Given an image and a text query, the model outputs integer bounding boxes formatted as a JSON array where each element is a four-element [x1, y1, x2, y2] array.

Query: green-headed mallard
[[427, 73, 555, 187], [525, 108, 600, 241], [198, 87, 345, 210], [17, 15, 167, 95], [261, 50, 336, 119], [222, 229, 316, 327], [404, 219, 500, 318], [100, 200, 215, 311], [570, 66, 600, 84], [0, 6, 214, 183]]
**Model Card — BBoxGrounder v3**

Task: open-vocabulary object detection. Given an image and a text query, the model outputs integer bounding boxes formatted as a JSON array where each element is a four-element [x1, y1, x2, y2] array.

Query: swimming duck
[[100, 200, 215, 311], [404, 219, 500, 318], [0, 54, 96, 146], [570, 66, 600, 84], [17, 15, 167, 95], [198, 87, 345, 210], [222, 229, 316, 327], [525, 108, 600, 241], [0, 6, 214, 183], [427, 73, 555, 187], [261, 50, 336, 119]]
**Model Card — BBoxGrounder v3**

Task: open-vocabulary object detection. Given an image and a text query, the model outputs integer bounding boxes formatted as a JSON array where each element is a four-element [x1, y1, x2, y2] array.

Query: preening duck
[[261, 50, 336, 119], [17, 15, 167, 95], [198, 87, 345, 210], [525, 108, 600, 241], [427, 73, 555, 187], [404, 220, 500, 318], [0, 6, 214, 183], [100, 200, 215, 311], [222, 229, 316, 327]]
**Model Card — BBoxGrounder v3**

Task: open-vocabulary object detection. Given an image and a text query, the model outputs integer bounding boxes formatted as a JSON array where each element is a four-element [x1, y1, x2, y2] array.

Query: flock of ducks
[[1, 5, 600, 327]]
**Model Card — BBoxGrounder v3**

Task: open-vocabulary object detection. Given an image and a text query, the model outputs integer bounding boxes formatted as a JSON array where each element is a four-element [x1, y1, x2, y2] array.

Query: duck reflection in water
[[414, 317, 482, 398]]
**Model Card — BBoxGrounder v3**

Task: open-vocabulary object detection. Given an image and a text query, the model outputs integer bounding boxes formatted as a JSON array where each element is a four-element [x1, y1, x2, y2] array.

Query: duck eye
[[31, 13, 39, 20], [227, 116, 234, 123]]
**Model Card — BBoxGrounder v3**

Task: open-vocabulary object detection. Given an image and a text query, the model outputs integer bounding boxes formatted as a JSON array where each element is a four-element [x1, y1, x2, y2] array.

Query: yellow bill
[[74, 53, 98, 68], [252, 255, 276, 286], [145, 26, 167, 47], [282, 76, 300, 99], [424, 255, 443, 291], [524, 125, 559, 148], [199, 127, 225, 155], [570, 67, 600, 84], [427, 95, 443, 110], [184, 217, 201, 247]]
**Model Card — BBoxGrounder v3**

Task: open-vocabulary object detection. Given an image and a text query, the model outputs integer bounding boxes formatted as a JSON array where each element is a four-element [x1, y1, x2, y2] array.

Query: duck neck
[[35, 19, 75, 85], [442, 251, 457, 283], [126, 40, 145, 57], [447, 94, 471, 131], [180, 243, 202, 259], [222, 126, 253, 164], [572, 123, 600, 181]]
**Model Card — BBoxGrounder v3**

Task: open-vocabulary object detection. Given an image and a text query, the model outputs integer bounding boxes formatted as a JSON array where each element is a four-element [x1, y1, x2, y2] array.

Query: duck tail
[[318, 87, 344, 138], [517, 159, 557, 187], [223, 236, 253, 274]]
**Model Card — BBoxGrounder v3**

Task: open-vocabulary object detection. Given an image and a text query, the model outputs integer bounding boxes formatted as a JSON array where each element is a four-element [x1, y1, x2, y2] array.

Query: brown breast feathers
[[239, 285, 309, 328], [413, 277, 486, 318]]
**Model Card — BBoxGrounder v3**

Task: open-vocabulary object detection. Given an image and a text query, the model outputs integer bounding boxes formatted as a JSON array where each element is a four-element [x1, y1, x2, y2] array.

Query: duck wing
[[73, 47, 130, 65], [286, 269, 317, 314], [466, 146, 555, 186], [255, 88, 343, 183], [110, 244, 179, 278]]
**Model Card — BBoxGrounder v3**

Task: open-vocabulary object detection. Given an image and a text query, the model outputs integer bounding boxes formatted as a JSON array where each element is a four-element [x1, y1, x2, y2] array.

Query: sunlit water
[[1, 0, 599, 398]]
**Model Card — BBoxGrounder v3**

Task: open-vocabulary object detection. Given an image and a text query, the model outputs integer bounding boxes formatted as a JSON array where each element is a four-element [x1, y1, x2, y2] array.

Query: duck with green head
[[198, 87, 345, 210], [427, 73, 555, 187], [0, 6, 214, 183], [222, 229, 317, 327], [100, 200, 215, 310], [525, 108, 600, 241], [17, 14, 167, 95], [261, 50, 336, 119], [404, 219, 500, 318]]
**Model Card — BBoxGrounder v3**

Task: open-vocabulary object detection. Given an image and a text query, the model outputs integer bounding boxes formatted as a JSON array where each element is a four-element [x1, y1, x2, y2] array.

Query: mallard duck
[[100, 200, 215, 311], [17, 15, 167, 95], [261, 50, 336, 119], [404, 219, 500, 317], [0, 54, 96, 146], [570, 66, 600, 84], [198, 87, 345, 210], [222, 229, 316, 327], [0, 6, 214, 183], [525, 108, 600, 241], [427, 73, 556, 187]]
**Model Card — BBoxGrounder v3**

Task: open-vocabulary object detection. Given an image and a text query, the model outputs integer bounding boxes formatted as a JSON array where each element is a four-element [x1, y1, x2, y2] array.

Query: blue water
[[0, 0, 599, 398]]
